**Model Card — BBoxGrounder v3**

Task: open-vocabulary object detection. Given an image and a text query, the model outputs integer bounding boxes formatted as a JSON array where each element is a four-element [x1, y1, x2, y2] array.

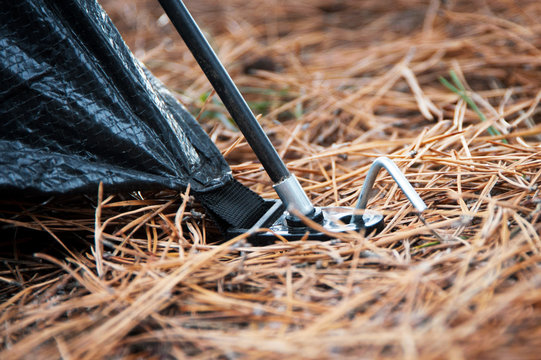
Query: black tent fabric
[[0, 0, 273, 231]]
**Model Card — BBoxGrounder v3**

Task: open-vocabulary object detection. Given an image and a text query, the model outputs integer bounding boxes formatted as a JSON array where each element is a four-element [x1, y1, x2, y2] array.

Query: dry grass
[[2, 0, 541, 358]]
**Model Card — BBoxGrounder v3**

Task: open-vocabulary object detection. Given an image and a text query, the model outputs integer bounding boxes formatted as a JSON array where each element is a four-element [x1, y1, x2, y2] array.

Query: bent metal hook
[[352, 156, 427, 224]]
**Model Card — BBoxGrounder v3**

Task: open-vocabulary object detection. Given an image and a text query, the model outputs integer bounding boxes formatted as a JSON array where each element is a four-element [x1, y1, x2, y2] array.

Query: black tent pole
[[158, 0, 317, 218]]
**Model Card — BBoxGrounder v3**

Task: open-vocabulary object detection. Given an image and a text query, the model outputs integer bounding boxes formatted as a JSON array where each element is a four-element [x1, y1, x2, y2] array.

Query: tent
[[0, 0, 276, 232]]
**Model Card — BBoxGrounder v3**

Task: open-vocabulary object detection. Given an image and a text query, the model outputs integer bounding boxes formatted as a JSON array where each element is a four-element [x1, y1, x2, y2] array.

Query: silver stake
[[352, 157, 427, 224]]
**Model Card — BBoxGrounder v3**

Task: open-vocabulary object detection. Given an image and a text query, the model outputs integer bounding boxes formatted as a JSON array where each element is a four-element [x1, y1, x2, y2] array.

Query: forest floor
[[2, 0, 541, 358]]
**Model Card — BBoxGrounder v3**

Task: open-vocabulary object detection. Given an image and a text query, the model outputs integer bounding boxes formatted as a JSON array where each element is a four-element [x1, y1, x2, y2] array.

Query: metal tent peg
[[158, 0, 427, 243]]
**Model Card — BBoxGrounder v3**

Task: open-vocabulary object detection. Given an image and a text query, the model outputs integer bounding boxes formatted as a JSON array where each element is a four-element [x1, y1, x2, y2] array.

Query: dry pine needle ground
[[1, 0, 541, 358]]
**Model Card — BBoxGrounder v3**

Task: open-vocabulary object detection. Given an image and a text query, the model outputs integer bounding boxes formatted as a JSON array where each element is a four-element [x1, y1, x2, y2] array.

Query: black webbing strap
[[196, 178, 274, 231]]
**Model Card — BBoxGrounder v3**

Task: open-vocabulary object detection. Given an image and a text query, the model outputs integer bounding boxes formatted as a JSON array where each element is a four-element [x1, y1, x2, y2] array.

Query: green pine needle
[[439, 70, 507, 142]]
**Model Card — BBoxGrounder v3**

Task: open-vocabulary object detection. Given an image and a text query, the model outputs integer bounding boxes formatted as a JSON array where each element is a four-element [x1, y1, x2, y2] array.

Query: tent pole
[[158, 0, 316, 218]]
